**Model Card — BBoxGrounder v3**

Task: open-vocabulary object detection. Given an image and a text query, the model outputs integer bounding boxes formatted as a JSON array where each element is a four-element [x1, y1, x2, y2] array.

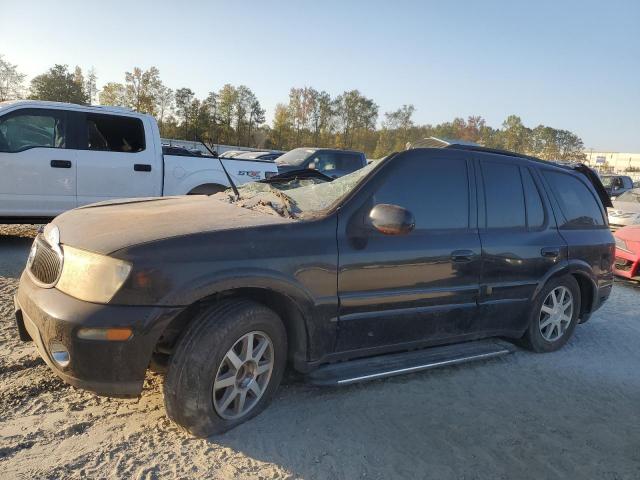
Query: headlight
[[56, 246, 132, 303]]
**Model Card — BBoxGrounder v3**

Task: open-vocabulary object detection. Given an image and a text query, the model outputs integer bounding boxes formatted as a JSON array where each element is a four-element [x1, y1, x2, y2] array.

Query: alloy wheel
[[538, 286, 574, 342], [213, 331, 274, 420]]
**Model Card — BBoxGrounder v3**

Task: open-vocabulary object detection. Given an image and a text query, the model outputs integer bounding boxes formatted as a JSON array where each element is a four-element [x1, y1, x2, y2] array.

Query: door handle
[[541, 247, 560, 258], [134, 164, 152, 172], [451, 250, 475, 263], [50, 160, 72, 168]]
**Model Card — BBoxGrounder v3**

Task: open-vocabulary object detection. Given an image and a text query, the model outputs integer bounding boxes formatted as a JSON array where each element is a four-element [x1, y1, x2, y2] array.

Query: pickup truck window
[[86, 113, 145, 153], [0, 109, 66, 152]]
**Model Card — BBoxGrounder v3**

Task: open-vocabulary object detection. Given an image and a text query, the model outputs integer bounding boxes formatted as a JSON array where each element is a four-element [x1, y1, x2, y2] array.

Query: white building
[[584, 150, 640, 175]]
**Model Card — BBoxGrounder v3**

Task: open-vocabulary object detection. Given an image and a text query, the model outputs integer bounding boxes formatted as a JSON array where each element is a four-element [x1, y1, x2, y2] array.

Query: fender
[[532, 258, 598, 311], [160, 268, 339, 364]]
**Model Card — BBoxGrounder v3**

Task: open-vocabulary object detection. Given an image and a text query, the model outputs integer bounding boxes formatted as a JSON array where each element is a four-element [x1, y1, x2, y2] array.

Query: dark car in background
[[601, 174, 634, 200], [276, 147, 367, 178], [15, 144, 614, 437]]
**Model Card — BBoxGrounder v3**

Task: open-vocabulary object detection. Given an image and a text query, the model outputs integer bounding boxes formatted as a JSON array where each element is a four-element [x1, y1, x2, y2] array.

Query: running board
[[306, 339, 515, 386]]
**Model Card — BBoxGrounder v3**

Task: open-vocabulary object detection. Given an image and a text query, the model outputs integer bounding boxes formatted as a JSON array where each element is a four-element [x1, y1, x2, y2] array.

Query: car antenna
[[198, 139, 240, 199]]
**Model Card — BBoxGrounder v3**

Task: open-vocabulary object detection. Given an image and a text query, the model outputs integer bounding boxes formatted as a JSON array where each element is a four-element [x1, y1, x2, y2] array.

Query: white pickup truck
[[0, 100, 278, 222]]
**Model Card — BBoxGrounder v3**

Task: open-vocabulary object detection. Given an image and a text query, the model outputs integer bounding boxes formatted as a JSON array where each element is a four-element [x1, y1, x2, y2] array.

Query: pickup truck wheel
[[163, 300, 287, 437], [521, 275, 581, 353]]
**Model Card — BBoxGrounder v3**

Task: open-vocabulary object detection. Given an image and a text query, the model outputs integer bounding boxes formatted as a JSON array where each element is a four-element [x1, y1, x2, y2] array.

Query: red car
[[614, 225, 640, 280]]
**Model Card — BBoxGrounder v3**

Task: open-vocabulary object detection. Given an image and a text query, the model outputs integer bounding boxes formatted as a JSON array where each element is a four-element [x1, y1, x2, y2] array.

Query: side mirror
[[308, 161, 316, 170], [369, 204, 415, 235]]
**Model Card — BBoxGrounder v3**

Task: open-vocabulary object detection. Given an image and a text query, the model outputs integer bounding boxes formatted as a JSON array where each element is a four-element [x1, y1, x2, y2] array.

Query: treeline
[[0, 54, 586, 160]]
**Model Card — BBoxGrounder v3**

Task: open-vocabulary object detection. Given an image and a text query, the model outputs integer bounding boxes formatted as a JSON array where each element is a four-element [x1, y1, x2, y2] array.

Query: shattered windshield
[[216, 161, 378, 218]]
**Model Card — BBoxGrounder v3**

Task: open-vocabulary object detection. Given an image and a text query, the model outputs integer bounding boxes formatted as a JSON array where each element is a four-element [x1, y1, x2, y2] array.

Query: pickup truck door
[[74, 113, 161, 206], [335, 150, 482, 353], [0, 108, 77, 217]]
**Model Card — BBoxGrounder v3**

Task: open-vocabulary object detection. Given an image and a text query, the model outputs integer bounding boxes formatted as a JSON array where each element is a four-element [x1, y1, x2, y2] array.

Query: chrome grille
[[29, 236, 62, 285]]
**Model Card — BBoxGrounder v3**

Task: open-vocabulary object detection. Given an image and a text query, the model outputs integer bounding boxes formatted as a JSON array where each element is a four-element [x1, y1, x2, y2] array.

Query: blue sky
[[1, 0, 638, 150]]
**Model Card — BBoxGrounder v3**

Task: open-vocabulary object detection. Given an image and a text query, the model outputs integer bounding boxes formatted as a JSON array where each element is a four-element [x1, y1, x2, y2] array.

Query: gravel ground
[[1, 225, 639, 479]]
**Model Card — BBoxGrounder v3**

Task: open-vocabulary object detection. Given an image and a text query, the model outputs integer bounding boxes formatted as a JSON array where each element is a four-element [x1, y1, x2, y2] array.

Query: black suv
[[14, 145, 614, 436]]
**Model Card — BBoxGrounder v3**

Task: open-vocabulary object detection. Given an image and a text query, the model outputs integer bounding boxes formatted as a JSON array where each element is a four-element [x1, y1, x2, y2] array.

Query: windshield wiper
[[199, 140, 240, 200]]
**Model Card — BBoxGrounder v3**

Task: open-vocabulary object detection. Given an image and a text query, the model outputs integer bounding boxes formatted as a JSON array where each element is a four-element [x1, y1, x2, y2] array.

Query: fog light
[[77, 327, 132, 341], [49, 341, 70, 368]]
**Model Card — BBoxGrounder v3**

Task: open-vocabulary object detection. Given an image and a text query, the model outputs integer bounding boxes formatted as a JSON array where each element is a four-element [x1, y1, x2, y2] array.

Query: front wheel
[[163, 300, 287, 437], [521, 275, 581, 353]]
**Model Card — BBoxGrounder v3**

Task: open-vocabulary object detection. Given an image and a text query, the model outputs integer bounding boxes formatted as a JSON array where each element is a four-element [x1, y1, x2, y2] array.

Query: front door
[[0, 108, 76, 217], [335, 150, 482, 354]]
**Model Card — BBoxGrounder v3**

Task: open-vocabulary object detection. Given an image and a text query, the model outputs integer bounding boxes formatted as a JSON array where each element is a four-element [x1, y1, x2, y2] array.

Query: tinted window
[[373, 156, 469, 229], [522, 168, 545, 228], [86, 114, 145, 153], [543, 171, 604, 228], [482, 161, 526, 229], [310, 152, 337, 172], [336, 153, 362, 172], [0, 110, 65, 152]]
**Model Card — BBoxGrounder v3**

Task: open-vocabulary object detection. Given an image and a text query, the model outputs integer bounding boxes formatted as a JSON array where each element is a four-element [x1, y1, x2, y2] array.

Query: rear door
[[74, 112, 161, 205], [336, 149, 482, 353], [476, 156, 567, 334], [0, 108, 77, 217], [539, 169, 614, 290]]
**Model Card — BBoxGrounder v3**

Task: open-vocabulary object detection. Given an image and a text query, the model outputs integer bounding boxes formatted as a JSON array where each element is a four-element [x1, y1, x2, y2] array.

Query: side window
[[521, 168, 545, 228], [86, 114, 145, 153], [482, 161, 526, 229], [0, 110, 66, 152], [337, 153, 362, 173], [312, 152, 337, 173], [542, 171, 605, 228], [372, 155, 469, 229]]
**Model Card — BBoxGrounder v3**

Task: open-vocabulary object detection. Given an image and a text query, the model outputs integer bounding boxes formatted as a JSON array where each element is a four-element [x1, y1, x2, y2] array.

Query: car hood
[[54, 195, 295, 254], [611, 200, 640, 214], [614, 225, 640, 242]]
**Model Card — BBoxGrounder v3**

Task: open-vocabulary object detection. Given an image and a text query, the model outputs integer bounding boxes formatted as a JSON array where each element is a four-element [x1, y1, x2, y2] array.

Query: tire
[[163, 299, 287, 437], [520, 275, 581, 353]]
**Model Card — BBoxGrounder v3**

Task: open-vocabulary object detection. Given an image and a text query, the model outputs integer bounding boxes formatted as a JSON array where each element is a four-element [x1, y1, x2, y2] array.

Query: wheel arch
[[533, 259, 597, 319], [154, 282, 312, 371], [187, 183, 227, 195]]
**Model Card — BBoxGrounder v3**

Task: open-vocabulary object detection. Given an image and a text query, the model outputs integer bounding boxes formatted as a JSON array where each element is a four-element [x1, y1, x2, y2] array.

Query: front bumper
[[613, 247, 640, 280], [14, 271, 183, 396]]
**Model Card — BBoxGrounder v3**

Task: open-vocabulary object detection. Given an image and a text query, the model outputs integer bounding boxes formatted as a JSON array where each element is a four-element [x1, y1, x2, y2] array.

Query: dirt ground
[[1, 225, 639, 479]]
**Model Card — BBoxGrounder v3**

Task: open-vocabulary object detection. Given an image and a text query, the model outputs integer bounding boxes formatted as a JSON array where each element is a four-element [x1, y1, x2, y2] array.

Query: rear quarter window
[[542, 170, 605, 228]]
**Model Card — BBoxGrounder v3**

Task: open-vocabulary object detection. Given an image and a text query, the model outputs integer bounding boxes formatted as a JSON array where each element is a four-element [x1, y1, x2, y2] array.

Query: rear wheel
[[521, 275, 581, 352], [163, 300, 287, 437]]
